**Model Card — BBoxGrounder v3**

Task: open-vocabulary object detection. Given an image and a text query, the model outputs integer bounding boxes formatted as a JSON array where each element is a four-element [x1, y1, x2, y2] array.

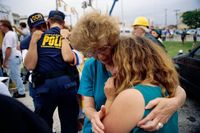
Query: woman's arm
[[174, 85, 186, 108], [83, 96, 106, 133], [137, 85, 186, 131], [60, 29, 74, 63], [103, 89, 145, 133]]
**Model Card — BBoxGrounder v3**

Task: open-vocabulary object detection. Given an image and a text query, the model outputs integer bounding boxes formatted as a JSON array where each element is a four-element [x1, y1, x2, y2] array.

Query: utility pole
[[121, 0, 125, 32], [56, 0, 58, 10], [56, 0, 61, 10], [109, 0, 118, 16], [174, 9, 180, 26], [164, 9, 168, 27]]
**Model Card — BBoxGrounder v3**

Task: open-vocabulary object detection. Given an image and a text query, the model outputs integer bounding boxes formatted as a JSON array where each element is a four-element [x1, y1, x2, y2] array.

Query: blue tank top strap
[[133, 84, 162, 106]]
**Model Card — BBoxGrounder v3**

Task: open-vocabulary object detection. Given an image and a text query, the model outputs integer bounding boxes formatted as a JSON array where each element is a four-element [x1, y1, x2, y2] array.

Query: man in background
[[132, 16, 166, 50], [13, 22, 30, 41], [0, 20, 25, 98]]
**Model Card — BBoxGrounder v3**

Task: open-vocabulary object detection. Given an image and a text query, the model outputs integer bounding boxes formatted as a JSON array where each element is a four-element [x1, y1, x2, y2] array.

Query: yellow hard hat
[[132, 17, 149, 27]]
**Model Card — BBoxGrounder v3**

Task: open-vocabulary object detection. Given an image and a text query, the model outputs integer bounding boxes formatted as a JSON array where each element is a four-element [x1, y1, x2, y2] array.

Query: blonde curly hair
[[70, 11, 120, 56], [113, 36, 179, 97]]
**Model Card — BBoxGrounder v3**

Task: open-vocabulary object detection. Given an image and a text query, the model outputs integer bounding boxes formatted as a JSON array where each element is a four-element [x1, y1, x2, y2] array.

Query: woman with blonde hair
[[103, 35, 179, 133], [70, 11, 185, 133]]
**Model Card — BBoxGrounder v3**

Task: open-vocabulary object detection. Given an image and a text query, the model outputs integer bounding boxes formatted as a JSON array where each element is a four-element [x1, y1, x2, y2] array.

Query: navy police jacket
[[34, 27, 78, 77]]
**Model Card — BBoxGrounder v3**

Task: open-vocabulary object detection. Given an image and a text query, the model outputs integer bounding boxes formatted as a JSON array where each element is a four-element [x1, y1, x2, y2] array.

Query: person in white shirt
[[0, 20, 25, 98]]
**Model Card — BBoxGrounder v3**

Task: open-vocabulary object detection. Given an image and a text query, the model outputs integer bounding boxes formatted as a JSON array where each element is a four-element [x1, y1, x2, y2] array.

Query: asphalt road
[[178, 96, 200, 133], [17, 90, 200, 133]]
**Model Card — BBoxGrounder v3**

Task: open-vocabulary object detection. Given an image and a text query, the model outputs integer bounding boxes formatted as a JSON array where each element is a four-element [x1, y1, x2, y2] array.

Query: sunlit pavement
[[16, 89, 200, 133]]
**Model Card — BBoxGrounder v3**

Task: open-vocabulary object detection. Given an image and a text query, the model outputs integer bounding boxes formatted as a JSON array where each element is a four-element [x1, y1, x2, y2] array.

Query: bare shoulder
[[113, 88, 145, 115], [103, 88, 145, 133], [116, 88, 144, 103]]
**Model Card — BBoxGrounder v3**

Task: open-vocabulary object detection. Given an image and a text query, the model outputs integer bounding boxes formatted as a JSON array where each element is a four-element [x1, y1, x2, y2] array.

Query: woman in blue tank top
[[102, 36, 179, 133]]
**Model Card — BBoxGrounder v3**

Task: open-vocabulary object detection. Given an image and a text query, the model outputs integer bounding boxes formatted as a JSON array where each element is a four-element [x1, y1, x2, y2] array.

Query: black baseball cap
[[27, 13, 46, 28], [48, 10, 65, 20]]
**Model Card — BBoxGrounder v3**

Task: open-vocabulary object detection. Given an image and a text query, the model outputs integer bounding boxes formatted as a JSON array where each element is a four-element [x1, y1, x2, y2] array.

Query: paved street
[[17, 89, 200, 133], [178, 97, 200, 133]]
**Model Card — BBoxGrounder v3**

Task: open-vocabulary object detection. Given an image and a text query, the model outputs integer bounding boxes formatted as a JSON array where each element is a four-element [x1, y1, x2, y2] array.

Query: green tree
[[181, 9, 200, 28]]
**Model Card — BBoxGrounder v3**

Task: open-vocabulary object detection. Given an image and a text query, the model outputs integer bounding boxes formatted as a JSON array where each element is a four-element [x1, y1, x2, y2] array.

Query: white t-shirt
[[2, 31, 21, 60]]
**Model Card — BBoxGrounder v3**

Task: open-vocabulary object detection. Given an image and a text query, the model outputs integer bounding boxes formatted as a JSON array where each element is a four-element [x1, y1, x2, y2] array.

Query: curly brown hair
[[113, 36, 179, 97], [70, 11, 120, 56]]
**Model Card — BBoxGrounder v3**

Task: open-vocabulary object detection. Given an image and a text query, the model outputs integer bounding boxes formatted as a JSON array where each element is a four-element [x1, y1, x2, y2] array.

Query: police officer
[[132, 16, 166, 50], [20, 12, 47, 107], [24, 10, 79, 133]]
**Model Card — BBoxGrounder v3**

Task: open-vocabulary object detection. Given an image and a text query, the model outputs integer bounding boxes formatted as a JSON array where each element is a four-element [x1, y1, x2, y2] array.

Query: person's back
[[181, 30, 186, 38], [36, 27, 71, 73], [181, 30, 186, 44], [0, 94, 52, 133], [132, 84, 178, 133]]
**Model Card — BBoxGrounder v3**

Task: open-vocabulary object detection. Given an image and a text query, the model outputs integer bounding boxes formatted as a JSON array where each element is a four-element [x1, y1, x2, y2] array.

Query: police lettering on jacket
[[41, 34, 62, 49]]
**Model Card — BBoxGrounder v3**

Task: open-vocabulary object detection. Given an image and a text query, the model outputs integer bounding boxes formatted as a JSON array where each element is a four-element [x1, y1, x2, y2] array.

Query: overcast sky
[[0, 0, 200, 27]]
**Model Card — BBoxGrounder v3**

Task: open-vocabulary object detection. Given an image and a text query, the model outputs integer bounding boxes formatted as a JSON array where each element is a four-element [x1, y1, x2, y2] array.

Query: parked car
[[173, 45, 200, 99], [197, 28, 200, 36], [186, 29, 196, 35], [174, 29, 183, 35]]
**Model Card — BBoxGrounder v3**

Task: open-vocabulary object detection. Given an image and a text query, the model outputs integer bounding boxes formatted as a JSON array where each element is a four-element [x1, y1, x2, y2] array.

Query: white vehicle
[[186, 29, 196, 35], [196, 28, 200, 36]]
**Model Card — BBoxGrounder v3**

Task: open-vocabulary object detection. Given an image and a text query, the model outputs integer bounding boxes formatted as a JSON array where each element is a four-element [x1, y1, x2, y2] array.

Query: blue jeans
[[8, 56, 25, 95], [34, 75, 79, 133], [29, 82, 37, 108], [0, 67, 3, 76]]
